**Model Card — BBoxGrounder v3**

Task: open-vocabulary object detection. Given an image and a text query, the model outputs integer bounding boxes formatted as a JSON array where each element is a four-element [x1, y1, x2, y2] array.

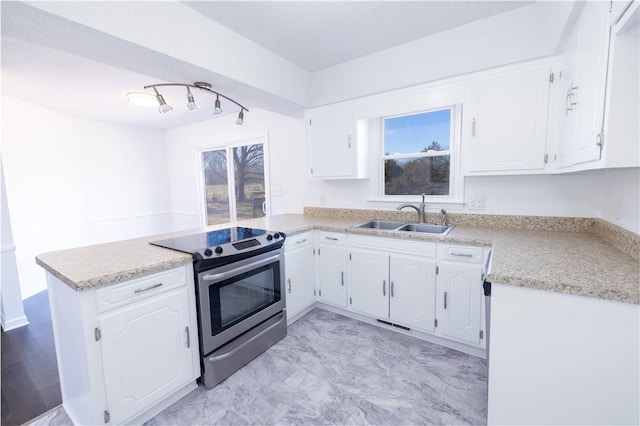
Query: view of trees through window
[[202, 143, 265, 225], [383, 109, 452, 196]]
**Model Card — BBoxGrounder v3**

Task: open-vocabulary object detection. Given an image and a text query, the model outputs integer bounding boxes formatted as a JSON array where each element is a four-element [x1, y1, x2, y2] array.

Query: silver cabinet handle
[[444, 292, 448, 309], [472, 118, 476, 136], [383, 280, 386, 296], [347, 135, 352, 148], [450, 252, 473, 258], [325, 236, 338, 241], [566, 83, 578, 115], [341, 271, 344, 286], [134, 283, 163, 294], [288, 278, 291, 293], [295, 238, 308, 244], [185, 326, 190, 348], [390, 281, 394, 298]]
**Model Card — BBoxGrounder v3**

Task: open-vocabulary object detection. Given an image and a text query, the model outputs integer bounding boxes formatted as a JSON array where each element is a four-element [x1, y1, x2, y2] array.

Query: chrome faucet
[[440, 209, 448, 226], [397, 193, 426, 224]]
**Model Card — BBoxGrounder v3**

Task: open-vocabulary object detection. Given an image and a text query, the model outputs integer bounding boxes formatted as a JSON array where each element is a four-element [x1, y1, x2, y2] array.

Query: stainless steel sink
[[397, 223, 454, 235], [352, 220, 405, 230]]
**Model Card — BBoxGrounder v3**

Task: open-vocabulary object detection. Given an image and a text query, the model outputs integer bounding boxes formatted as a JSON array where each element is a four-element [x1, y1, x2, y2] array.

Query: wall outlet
[[468, 198, 485, 211], [272, 186, 283, 197], [320, 195, 326, 205]]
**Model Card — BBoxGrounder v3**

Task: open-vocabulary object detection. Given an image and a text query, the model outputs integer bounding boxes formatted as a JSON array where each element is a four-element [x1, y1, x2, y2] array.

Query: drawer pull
[[341, 272, 344, 286], [390, 281, 394, 298], [325, 236, 338, 241], [444, 292, 448, 309], [450, 252, 473, 258], [295, 238, 308, 244], [288, 278, 292, 293], [383, 280, 386, 296], [134, 283, 163, 294], [185, 326, 190, 348]]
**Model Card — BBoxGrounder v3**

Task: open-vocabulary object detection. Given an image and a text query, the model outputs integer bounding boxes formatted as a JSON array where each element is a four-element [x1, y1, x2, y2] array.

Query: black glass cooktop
[[151, 227, 268, 254]]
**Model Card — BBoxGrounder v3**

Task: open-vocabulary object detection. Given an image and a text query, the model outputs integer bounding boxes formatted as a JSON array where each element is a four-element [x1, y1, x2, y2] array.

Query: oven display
[[232, 239, 261, 250], [208, 263, 281, 335]]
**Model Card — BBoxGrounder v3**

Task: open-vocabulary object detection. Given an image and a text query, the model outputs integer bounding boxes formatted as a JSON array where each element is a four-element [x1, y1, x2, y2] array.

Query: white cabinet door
[[558, 1, 611, 167], [307, 106, 356, 178], [464, 65, 552, 173], [436, 262, 483, 346], [317, 243, 348, 307], [285, 240, 316, 319], [389, 254, 436, 333], [99, 288, 194, 424], [348, 247, 389, 318]]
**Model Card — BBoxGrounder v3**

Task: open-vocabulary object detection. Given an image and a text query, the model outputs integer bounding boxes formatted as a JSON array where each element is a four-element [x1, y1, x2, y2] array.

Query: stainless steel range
[[151, 227, 287, 388]]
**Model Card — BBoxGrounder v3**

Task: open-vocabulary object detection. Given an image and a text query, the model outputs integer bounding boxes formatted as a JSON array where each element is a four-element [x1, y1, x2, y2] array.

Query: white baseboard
[[1, 314, 29, 331]]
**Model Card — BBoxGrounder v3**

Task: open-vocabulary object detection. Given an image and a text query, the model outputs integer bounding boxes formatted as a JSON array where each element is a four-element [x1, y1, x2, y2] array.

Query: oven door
[[196, 248, 285, 356]]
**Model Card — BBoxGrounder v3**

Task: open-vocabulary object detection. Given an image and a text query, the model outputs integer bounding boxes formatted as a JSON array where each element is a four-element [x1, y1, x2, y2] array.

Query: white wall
[[1, 96, 173, 298], [1, 155, 29, 330], [165, 108, 306, 230], [596, 168, 640, 234], [310, 2, 574, 106], [302, 169, 640, 233]]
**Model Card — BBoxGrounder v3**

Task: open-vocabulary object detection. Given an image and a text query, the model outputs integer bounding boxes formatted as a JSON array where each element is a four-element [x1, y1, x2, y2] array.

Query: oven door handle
[[200, 253, 281, 282]]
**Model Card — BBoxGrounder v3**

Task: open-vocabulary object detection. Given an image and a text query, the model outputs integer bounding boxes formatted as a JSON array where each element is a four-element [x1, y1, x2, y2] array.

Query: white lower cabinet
[[348, 235, 437, 334], [348, 247, 389, 318], [46, 265, 200, 425], [436, 244, 487, 348], [389, 254, 437, 332], [284, 232, 316, 320], [99, 287, 195, 424], [316, 231, 348, 307]]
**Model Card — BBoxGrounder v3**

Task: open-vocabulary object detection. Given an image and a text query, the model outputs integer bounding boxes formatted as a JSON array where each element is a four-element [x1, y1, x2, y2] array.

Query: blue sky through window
[[384, 109, 451, 154]]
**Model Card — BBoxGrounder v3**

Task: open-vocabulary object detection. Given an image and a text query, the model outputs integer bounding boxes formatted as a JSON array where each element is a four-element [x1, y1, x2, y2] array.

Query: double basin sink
[[352, 220, 454, 235]]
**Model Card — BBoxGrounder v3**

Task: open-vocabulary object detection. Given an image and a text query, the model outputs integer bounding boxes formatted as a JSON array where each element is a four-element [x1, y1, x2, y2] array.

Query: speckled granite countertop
[[36, 213, 639, 304]]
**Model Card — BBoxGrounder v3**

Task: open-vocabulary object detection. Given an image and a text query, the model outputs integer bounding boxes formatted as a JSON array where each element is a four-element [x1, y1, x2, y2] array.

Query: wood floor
[[1, 291, 61, 426]]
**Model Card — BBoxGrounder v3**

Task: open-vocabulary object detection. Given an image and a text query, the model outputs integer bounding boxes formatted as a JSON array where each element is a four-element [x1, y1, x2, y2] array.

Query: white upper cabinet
[[306, 105, 367, 179], [462, 61, 556, 174], [601, 1, 639, 169], [556, 1, 615, 169]]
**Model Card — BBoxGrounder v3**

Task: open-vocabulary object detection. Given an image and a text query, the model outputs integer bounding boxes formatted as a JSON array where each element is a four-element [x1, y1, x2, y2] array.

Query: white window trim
[[196, 136, 270, 228], [368, 103, 464, 205]]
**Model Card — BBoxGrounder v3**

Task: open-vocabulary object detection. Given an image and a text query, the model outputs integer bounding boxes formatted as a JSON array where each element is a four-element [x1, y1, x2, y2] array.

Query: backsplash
[[303, 207, 639, 260]]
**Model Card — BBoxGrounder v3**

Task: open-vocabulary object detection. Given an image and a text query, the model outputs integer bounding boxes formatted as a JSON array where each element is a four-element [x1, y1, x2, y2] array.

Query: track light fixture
[[143, 82, 248, 124]]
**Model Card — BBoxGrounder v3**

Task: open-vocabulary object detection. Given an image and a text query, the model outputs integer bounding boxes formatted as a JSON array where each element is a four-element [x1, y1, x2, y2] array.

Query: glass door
[[201, 141, 266, 225]]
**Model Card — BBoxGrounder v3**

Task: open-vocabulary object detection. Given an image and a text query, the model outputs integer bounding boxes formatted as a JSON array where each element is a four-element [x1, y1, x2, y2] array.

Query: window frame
[[373, 104, 463, 204]]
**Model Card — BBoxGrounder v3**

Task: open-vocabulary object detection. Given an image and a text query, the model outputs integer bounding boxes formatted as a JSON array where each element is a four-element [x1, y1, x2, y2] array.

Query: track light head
[[213, 95, 223, 115], [236, 109, 244, 125], [186, 87, 199, 111], [152, 87, 173, 114]]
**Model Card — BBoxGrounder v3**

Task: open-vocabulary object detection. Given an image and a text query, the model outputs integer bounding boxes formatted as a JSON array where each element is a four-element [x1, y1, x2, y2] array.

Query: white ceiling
[[185, 1, 533, 72], [2, 1, 536, 130]]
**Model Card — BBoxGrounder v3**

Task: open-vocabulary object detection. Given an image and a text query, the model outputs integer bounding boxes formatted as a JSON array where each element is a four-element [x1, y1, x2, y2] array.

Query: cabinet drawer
[[284, 232, 314, 250], [95, 267, 187, 313], [438, 244, 484, 263], [316, 231, 346, 245]]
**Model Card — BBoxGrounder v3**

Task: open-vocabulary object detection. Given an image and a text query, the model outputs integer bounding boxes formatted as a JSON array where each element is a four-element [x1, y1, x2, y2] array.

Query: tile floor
[[30, 308, 488, 425]]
